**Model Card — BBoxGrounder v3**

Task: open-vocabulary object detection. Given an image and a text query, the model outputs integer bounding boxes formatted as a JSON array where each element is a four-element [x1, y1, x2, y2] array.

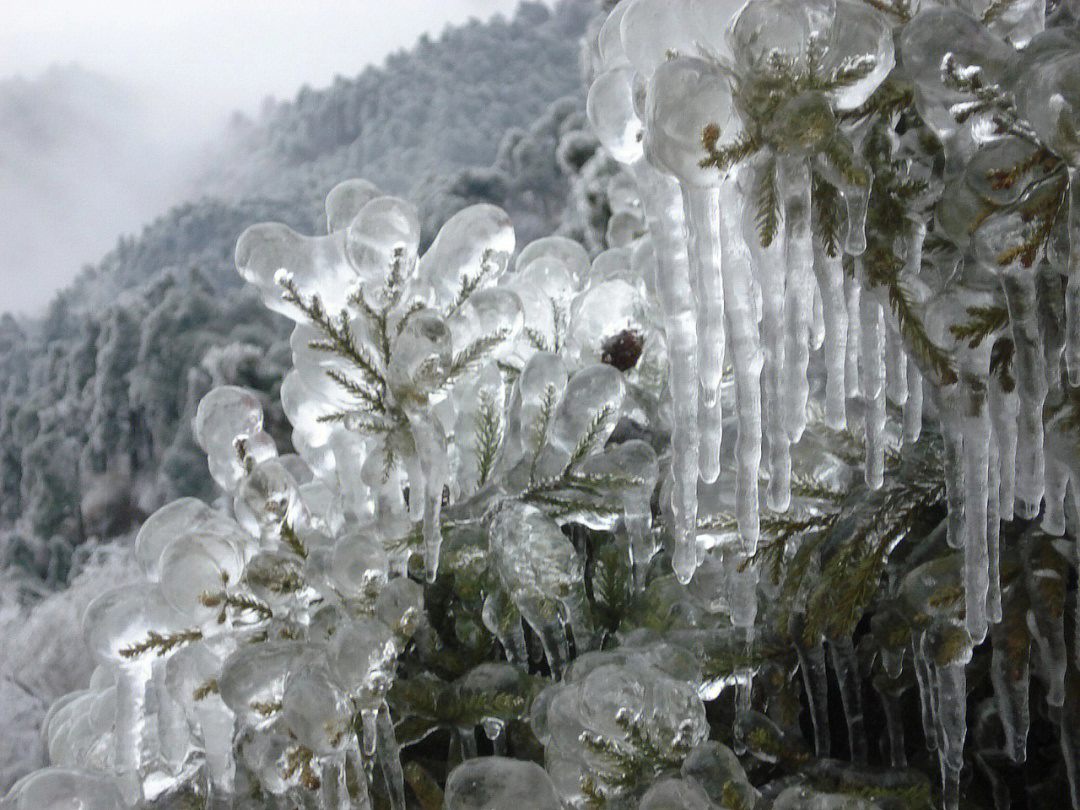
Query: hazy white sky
[[1, 1, 538, 118], [0, 1, 547, 315]]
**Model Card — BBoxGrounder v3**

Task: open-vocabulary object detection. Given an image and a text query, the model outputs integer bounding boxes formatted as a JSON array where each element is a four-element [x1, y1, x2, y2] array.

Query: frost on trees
[[9, 1, 1080, 809]]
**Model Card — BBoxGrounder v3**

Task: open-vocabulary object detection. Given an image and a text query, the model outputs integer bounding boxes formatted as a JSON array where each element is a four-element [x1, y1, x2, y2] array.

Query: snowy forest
[[7, 1, 1080, 810]]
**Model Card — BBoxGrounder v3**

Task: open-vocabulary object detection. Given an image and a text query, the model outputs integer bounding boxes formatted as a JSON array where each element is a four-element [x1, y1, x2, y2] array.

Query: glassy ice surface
[[15, 2, 1080, 809]]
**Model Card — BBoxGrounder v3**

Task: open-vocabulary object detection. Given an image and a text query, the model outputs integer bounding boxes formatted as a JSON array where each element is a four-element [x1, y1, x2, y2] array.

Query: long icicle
[[942, 402, 966, 551], [633, 160, 700, 581], [960, 343, 992, 645], [683, 185, 726, 407], [812, 232, 848, 430], [858, 279, 887, 490], [793, 620, 831, 758], [1000, 267, 1048, 520], [683, 184, 725, 484], [830, 636, 869, 767], [991, 610, 1030, 764], [886, 322, 909, 407], [720, 169, 763, 549], [900, 219, 924, 444], [904, 360, 923, 445], [748, 159, 790, 511], [987, 423, 1002, 625], [844, 271, 862, 401], [1065, 166, 1080, 384], [115, 662, 150, 806], [989, 369, 1019, 520], [778, 156, 814, 445]]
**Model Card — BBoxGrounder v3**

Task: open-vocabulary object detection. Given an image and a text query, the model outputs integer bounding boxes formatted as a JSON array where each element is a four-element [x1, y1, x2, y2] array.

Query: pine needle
[[119, 628, 203, 659], [948, 304, 1009, 348], [562, 405, 615, 474], [754, 156, 781, 248], [475, 391, 502, 487]]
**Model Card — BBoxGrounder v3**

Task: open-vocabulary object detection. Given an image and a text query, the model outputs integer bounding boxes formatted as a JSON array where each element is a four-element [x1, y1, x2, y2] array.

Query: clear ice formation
[[15, 1, 1080, 809], [584, 1, 1080, 806], [9, 166, 675, 808], [588, 0, 897, 594], [444, 757, 562, 810]]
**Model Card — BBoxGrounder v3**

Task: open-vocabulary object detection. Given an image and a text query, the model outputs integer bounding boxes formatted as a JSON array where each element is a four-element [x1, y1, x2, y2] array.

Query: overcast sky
[[0, 1, 543, 315], [1, 1, 539, 119]]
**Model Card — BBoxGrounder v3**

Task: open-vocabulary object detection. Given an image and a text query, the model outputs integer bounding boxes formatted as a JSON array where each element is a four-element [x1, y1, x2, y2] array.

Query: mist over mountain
[[0, 65, 215, 314]]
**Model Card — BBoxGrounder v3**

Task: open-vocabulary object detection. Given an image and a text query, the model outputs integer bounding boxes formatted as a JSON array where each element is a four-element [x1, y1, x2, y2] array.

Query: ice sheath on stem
[[959, 344, 992, 645]]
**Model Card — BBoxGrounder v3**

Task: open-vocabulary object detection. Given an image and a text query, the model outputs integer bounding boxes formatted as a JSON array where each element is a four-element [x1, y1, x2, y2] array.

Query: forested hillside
[[0, 0, 606, 596]]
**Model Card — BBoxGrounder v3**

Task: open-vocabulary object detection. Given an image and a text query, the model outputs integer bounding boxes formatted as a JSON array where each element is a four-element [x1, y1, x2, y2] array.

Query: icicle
[[812, 233, 848, 430], [1075, 538, 1080, 673], [1037, 261, 1066, 401], [748, 160, 790, 512], [989, 375, 1018, 520], [155, 663, 189, 775], [458, 727, 479, 760], [829, 636, 868, 766], [990, 617, 1030, 764], [319, 753, 351, 810], [634, 162, 700, 582], [904, 361, 923, 444], [1028, 599, 1067, 710], [872, 671, 908, 768], [899, 220, 925, 441], [905, 217, 926, 278], [1066, 166, 1080, 385], [682, 185, 726, 407], [886, 324, 909, 406], [719, 171, 763, 548], [1000, 269, 1048, 519], [115, 662, 150, 806], [858, 282, 886, 490], [1063, 720, 1080, 810], [844, 272, 861, 399], [630, 163, 699, 583], [913, 644, 938, 753], [919, 625, 972, 810], [699, 396, 724, 485], [197, 697, 236, 795], [345, 732, 374, 810], [778, 156, 813, 445], [942, 405, 966, 551], [987, 428, 1002, 625], [403, 421, 442, 583], [1042, 405, 1076, 537], [734, 624, 757, 722], [1044, 454, 1071, 537], [934, 659, 967, 810], [811, 286, 825, 351], [360, 707, 378, 757], [376, 702, 406, 810], [841, 184, 870, 257], [960, 344, 992, 645], [794, 633, 831, 758]]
